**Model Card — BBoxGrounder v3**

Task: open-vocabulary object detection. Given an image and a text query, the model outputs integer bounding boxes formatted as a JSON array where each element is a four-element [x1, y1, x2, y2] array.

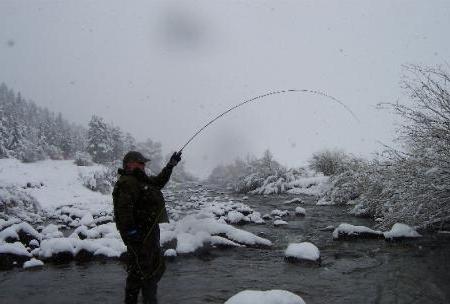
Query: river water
[[1, 185, 449, 304]]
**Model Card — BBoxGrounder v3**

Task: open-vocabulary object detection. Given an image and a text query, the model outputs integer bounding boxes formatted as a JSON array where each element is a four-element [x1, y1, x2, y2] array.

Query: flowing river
[[1, 184, 449, 304]]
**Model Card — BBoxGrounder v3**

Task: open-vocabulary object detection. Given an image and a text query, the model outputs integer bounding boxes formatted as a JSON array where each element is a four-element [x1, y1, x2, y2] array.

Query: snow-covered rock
[[262, 214, 272, 220], [226, 211, 247, 224], [332, 223, 383, 240], [23, 258, 44, 269], [160, 215, 272, 254], [285, 242, 320, 263], [274, 220, 288, 227], [80, 213, 95, 226], [384, 223, 422, 240], [295, 207, 306, 216], [0, 222, 41, 244], [38, 237, 126, 262], [0, 242, 32, 270], [225, 290, 306, 304], [271, 209, 289, 217], [0, 242, 32, 257], [164, 249, 177, 257], [248, 212, 265, 224], [41, 224, 63, 239]]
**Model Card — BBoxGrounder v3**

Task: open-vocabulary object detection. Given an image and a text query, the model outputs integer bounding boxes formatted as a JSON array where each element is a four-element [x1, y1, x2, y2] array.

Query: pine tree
[[87, 115, 114, 163]]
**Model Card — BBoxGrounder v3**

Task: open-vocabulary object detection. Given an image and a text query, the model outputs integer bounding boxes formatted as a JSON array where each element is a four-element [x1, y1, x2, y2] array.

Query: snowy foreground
[[0, 159, 426, 304]]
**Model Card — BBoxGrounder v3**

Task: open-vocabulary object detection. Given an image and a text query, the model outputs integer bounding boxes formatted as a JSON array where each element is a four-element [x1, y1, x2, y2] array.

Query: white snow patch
[[274, 220, 288, 226], [270, 209, 289, 217], [23, 258, 44, 268], [384, 223, 422, 240], [295, 207, 306, 216], [80, 213, 95, 226], [285, 242, 320, 261], [332, 223, 383, 239], [41, 224, 63, 239], [0, 242, 32, 257], [225, 290, 306, 304], [164, 249, 177, 257], [227, 211, 246, 224]]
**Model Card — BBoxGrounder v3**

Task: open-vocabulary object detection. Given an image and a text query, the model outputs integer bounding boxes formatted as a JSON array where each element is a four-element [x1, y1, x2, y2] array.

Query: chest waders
[[128, 206, 166, 280]]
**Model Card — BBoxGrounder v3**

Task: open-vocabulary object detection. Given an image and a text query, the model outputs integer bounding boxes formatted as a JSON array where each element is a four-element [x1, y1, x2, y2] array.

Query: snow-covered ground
[[0, 159, 111, 218]]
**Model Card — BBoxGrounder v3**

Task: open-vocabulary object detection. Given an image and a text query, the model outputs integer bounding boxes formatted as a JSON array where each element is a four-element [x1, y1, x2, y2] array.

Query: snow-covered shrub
[[319, 157, 370, 205], [74, 152, 93, 166], [321, 65, 450, 230], [79, 162, 119, 194], [17, 140, 46, 163], [43, 144, 64, 160], [0, 186, 42, 221], [308, 149, 350, 176]]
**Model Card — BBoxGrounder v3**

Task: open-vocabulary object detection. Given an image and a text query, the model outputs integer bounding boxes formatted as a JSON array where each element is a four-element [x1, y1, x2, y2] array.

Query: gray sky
[[1, 0, 449, 178]]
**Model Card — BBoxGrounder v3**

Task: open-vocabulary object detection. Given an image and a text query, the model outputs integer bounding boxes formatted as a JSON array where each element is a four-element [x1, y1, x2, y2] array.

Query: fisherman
[[113, 150, 182, 304]]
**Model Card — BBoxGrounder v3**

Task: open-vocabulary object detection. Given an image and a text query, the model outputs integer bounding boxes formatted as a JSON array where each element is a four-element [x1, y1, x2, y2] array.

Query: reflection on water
[[1, 188, 449, 304]]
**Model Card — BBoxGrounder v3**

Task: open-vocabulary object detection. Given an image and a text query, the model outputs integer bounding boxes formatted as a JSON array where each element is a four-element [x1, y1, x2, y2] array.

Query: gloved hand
[[126, 228, 143, 245], [168, 151, 182, 167]]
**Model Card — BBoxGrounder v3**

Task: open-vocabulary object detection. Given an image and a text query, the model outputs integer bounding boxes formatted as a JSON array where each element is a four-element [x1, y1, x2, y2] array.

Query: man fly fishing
[[113, 150, 182, 304]]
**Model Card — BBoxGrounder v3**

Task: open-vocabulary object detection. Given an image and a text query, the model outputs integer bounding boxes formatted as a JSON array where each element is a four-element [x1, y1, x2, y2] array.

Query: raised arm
[[148, 151, 182, 189]]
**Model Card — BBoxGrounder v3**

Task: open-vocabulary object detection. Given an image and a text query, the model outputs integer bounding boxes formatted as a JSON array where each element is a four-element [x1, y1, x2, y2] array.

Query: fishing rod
[[178, 89, 359, 153]]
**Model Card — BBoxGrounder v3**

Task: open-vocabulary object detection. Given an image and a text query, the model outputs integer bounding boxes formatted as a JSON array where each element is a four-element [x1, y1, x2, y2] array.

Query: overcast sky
[[1, 0, 449, 178]]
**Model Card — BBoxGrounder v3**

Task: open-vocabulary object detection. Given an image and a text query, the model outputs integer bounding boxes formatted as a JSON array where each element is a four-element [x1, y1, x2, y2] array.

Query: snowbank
[[0, 159, 111, 215], [384, 223, 422, 240], [225, 290, 306, 304], [285, 242, 320, 262]]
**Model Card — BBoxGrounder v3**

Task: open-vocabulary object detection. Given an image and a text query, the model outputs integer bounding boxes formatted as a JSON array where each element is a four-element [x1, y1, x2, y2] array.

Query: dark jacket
[[112, 165, 172, 244]]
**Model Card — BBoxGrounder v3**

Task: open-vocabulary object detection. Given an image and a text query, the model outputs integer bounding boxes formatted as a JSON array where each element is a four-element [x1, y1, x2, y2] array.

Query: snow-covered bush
[[321, 65, 450, 230], [43, 144, 64, 160], [0, 186, 42, 221], [74, 152, 93, 166], [319, 157, 370, 205], [17, 140, 46, 163], [79, 162, 119, 194], [308, 149, 349, 176], [208, 150, 328, 195]]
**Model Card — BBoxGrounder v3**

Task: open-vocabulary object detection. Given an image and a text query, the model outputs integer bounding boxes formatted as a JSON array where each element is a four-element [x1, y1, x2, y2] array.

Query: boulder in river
[[384, 223, 422, 241], [295, 207, 306, 216], [285, 242, 320, 265], [332, 223, 384, 240], [0, 242, 32, 270], [274, 220, 288, 227], [225, 290, 306, 304]]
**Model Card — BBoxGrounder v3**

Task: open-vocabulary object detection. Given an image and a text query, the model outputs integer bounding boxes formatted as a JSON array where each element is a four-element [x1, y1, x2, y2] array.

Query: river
[[1, 184, 449, 304]]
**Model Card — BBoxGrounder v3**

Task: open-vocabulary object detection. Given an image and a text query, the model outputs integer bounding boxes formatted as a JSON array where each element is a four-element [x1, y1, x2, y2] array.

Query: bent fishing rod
[[177, 89, 359, 153]]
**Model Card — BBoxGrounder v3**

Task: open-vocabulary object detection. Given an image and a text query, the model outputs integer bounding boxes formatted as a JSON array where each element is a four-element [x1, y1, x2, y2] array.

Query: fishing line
[[178, 89, 359, 152]]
